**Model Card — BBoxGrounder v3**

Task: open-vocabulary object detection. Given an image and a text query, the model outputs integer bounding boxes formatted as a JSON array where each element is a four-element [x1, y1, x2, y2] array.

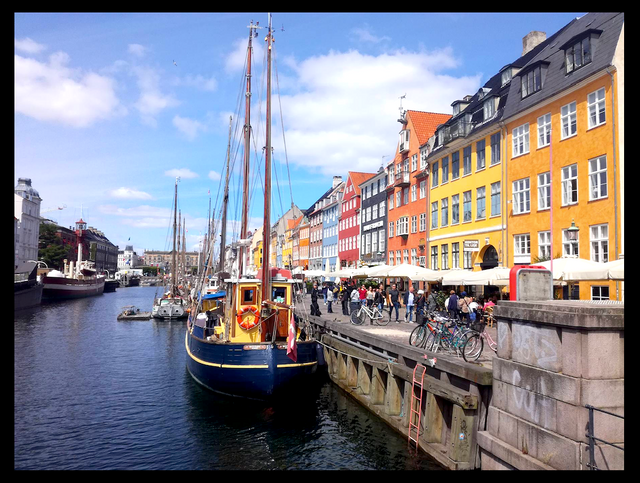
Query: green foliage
[[38, 223, 73, 270]]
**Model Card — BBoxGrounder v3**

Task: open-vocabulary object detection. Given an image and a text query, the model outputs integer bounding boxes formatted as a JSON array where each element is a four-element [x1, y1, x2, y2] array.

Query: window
[[441, 244, 449, 270], [452, 242, 460, 269], [411, 184, 417, 202], [403, 249, 409, 264], [365, 232, 371, 255], [501, 67, 512, 86], [411, 215, 417, 233], [589, 155, 607, 200], [483, 97, 495, 120], [476, 139, 486, 170], [521, 65, 542, 98], [490, 132, 501, 165], [591, 286, 609, 301], [491, 182, 501, 217], [379, 200, 386, 216], [399, 129, 410, 152], [441, 198, 448, 226], [452, 194, 460, 224], [561, 101, 577, 139], [431, 201, 438, 229], [419, 256, 426, 268], [538, 172, 551, 210], [464, 249, 472, 269], [431, 246, 438, 270], [512, 123, 530, 157], [372, 204, 378, 220], [411, 248, 417, 266], [419, 180, 426, 199], [463, 146, 472, 175], [419, 213, 426, 232], [476, 186, 486, 219], [451, 151, 460, 179], [561, 164, 578, 206], [562, 228, 579, 257], [538, 231, 551, 259], [371, 231, 378, 254], [403, 188, 409, 205], [378, 229, 385, 252], [512, 178, 530, 214], [588, 88, 606, 128], [396, 250, 401, 265], [463, 191, 472, 222], [396, 191, 401, 208], [432, 161, 439, 187], [411, 154, 418, 172], [420, 149, 428, 170], [537, 113, 551, 148], [389, 193, 393, 210], [565, 36, 592, 74], [397, 216, 409, 236], [441, 156, 449, 182], [514, 234, 531, 261], [590, 223, 609, 263], [389, 221, 394, 238]]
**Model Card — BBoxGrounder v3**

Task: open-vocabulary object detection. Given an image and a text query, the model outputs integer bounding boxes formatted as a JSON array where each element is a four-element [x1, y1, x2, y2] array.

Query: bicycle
[[350, 303, 389, 326], [461, 315, 498, 362], [409, 311, 443, 348], [425, 316, 475, 356]]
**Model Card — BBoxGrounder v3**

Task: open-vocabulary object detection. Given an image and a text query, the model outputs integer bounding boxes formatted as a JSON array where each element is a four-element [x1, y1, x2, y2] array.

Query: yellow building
[[502, 13, 624, 300]]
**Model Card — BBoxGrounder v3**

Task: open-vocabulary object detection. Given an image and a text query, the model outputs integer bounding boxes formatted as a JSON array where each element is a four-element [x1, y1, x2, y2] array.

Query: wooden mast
[[261, 13, 274, 309], [171, 177, 179, 297], [218, 116, 233, 278]]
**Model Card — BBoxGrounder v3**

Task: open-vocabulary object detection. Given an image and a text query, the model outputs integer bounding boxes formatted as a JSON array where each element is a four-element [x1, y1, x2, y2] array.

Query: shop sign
[[463, 240, 479, 252]]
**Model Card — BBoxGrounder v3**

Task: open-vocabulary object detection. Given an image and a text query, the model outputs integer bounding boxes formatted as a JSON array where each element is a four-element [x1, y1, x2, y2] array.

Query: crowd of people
[[306, 279, 499, 324]]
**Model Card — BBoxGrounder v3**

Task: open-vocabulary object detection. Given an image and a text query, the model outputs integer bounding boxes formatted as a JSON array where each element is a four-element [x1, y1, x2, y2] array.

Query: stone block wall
[[477, 300, 624, 470]]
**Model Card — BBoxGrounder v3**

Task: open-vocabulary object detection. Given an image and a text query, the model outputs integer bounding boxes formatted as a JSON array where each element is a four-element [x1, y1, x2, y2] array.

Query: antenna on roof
[[398, 94, 407, 124]]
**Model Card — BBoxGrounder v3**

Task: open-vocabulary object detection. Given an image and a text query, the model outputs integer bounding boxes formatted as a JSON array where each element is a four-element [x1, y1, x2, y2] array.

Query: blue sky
[[15, 12, 584, 257]]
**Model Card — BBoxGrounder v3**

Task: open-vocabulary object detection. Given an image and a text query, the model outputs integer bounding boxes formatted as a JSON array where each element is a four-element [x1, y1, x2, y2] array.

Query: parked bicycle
[[409, 311, 444, 348], [350, 303, 389, 326], [426, 317, 475, 356], [461, 315, 498, 362]]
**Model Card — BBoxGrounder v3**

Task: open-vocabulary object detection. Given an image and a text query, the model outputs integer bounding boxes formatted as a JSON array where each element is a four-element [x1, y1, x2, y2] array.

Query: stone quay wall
[[476, 300, 624, 470]]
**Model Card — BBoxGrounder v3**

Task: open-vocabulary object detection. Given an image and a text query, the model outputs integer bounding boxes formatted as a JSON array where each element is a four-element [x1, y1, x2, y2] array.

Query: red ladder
[[408, 363, 426, 450]]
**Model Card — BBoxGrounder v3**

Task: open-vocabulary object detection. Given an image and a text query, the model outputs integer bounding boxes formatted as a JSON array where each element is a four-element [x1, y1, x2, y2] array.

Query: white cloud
[[132, 65, 179, 126], [173, 115, 207, 141], [272, 48, 481, 175], [14, 51, 126, 128], [164, 168, 199, 179], [349, 25, 391, 44], [208, 170, 221, 181], [108, 187, 153, 200], [128, 44, 147, 57], [15, 37, 47, 54]]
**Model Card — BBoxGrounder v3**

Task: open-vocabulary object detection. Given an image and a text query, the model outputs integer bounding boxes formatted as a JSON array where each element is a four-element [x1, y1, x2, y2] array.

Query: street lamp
[[566, 219, 580, 241]]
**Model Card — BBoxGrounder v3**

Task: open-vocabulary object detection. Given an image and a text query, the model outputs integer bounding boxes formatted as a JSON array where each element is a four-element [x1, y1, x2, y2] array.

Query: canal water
[[14, 286, 442, 470]]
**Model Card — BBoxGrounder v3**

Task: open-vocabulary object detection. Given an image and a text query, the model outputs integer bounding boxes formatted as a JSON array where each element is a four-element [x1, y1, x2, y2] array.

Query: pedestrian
[[388, 283, 401, 322], [358, 284, 367, 307], [374, 286, 385, 313], [415, 289, 426, 324], [459, 291, 472, 321], [403, 286, 415, 322], [426, 289, 438, 313], [350, 284, 360, 315], [340, 282, 349, 316], [326, 284, 334, 313], [447, 290, 460, 320], [311, 283, 322, 316], [366, 286, 375, 307]]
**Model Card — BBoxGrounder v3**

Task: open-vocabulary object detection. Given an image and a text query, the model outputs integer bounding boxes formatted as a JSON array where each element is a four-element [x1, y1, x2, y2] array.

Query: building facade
[[358, 168, 388, 267], [339, 171, 376, 268], [321, 177, 345, 276], [14, 178, 42, 267]]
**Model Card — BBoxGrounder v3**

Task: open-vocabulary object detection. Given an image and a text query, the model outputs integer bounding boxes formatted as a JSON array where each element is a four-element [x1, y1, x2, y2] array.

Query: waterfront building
[[118, 244, 140, 269], [386, 110, 451, 289], [357, 168, 388, 267], [308, 182, 340, 272], [322, 177, 345, 278], [339, 171, 377, 269], [249, 226, 263, 273], [501, 12, 624, 300], [14, 178, 42, 267], [143, 249, 199, 274], [293, 215, 310, 271]]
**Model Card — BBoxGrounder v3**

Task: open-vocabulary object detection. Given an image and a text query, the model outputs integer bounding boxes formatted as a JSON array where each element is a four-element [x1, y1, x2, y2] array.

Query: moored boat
[[14, 261, 43, 310], [185, 15, 318, 400]]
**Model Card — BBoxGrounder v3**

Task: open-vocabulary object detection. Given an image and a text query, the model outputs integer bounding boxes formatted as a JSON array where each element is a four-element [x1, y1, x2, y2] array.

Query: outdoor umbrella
[[439, 268, 472, 285], [537, 257, 608, 281], [461, 267, 511, 286], [604, 259, 624, 280], [385, 263, 442, 281], [364, 264, 393, 277]]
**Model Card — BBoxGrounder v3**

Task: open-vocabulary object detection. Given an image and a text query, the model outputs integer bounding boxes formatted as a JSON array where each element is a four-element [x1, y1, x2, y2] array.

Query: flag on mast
[[286, 312, 297, 362]]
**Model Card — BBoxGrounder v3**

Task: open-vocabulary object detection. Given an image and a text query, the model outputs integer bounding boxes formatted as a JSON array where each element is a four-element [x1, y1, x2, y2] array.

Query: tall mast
[[219, 116, 233, 278], [172, 177, 179, 296], [239, 21, 258, 278], [261, 13, 274, 305]]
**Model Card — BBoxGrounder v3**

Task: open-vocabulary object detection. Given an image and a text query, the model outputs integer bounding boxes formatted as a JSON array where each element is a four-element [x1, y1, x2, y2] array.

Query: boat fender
[[237, 306, 260, 330]]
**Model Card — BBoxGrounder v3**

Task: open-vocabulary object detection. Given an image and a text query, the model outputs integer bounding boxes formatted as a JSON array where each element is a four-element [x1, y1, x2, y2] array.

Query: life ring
[[237, 306, 260, 330]]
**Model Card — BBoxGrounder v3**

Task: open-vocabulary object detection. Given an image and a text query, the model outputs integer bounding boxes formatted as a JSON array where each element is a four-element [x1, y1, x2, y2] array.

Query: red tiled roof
[[406, 110, 452, 145], [348, 171, 377, 196]]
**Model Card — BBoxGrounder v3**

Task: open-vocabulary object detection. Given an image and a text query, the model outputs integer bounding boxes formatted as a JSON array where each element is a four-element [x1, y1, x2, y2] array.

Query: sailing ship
[[185, 15, 319, 400], [152, 178, 188, 319], [41, 218, 105, 300]]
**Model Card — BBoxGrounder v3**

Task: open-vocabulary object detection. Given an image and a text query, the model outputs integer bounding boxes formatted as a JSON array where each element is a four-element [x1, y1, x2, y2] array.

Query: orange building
[[385, 110, 451, 288], [502, 12, 624, 300]]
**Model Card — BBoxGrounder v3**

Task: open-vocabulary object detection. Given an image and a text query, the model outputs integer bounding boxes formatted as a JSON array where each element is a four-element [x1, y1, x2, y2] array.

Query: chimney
[[522, 31, 546, 56], [332, 176, 343, 188]]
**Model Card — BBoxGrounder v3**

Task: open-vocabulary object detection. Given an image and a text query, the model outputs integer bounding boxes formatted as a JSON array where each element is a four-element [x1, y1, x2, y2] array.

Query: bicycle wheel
[[350, 309, 364, 325], [424, 328, 438, 351], [409, 324, 427, 346], [462, 333, 484, 362], [374, 309, 389, 326]]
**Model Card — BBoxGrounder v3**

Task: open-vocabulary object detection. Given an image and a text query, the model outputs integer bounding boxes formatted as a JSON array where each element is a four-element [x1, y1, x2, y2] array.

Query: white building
[[14, 178, 42, 268], [118, 244, 140, 270]]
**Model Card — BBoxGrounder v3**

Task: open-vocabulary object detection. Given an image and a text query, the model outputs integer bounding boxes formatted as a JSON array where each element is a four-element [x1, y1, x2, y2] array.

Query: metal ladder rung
[[408, 364, 427, 449]]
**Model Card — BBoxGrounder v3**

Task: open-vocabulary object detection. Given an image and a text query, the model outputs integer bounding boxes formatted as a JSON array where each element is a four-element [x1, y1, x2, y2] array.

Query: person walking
[[366, 286, 375, 307], [415, 289, 426, 325], [358, 284, 367, 307], [447, 290, 460, 320], [459, 291, 472, 321], [374, 287, 385, 313], [311, 283, 322, 316], [403, 286, 415, 322], [350, 284, 360, 315], [341, 282, 350, 316], [388, 284, 401, 322], [326, 284, 334, 313], [426, 289, 438, 313]]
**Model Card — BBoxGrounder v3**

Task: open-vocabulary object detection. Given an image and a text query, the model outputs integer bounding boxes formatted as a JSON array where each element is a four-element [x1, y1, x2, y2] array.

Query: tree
[[38, 223, 73, 270]]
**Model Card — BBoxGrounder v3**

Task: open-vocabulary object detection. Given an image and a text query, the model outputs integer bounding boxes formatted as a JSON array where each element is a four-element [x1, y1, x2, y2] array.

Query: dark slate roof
[[502, 12, 624, 120]]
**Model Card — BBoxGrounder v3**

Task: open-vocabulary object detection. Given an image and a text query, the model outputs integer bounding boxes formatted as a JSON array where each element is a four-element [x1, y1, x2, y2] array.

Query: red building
[[338, 171, 376, 269]]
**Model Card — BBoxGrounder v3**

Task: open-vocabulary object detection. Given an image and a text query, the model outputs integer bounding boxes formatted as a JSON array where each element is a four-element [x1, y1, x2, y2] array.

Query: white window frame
[[512, 123, 530, 157], [588, 88, 606, 129], [419, 180, 426, 199], [537, 113, 551, 148], [441, 197, 448, 226], [538, 172, 551, 210], [512, 178, 530, 215], [590, 223, 609, 263], [514, 233, 531, 263], [561, 164, 578, 206], [562, 228, 579, 257], [431, 201, 438, 229], [476, 186, 486, 220], [538, 231, 551, 260], [561, 101, 577, 139], [419, 212, 426, 232], [588, 155, 607, 201]]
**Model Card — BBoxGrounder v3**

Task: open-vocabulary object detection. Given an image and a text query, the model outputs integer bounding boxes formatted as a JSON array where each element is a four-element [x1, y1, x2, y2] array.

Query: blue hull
[[185, 330, 319, 400]]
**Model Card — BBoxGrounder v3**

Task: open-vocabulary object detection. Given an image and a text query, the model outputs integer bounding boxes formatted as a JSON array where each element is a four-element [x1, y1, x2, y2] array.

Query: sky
[[15, 11, 585, 257]]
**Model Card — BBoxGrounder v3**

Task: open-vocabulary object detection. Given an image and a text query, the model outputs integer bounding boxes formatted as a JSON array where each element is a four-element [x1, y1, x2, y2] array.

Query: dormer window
[[520, 61, 549, 99], [483, 96, 496, 120], [562, 29, 601, 74], [399, 129, 410, 153], [501, 67, 512, 86], [452, 103, 460, 116]]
